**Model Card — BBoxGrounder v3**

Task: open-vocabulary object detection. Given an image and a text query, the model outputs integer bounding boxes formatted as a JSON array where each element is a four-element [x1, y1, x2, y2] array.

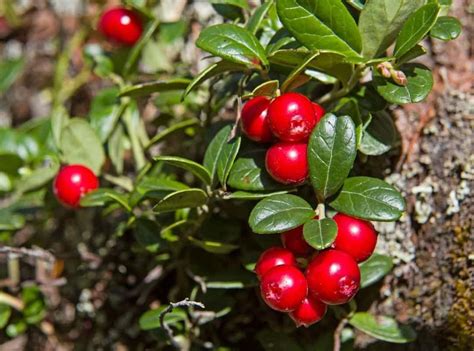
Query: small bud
[[391, 69, 408, 86], [376, 62, 392, 78]]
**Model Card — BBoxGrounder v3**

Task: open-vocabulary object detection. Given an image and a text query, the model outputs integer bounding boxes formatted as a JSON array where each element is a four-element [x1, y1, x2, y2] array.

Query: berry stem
[[333, 317, 348, 351], [317, 203, 326, 219]]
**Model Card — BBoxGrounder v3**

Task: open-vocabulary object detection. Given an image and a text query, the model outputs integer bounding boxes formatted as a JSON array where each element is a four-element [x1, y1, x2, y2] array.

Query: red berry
[[98, 7, 143, 46], [260, 265, 307, 312], [53, 165, 99, 208], [255, 247, 296, 280], [281, 226, 313, 257], [267, 93, 316, 142], [289, 296, 327, 328], [312, 102, 325, 124], [333, 213, 377, 263], [241, 96, 273, 143], [265, 142, 308, 184], [306, 249, 360, 305]]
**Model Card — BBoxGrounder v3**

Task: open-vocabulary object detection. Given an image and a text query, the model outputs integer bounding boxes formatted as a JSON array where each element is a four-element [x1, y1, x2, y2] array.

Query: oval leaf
[[153, 188, 208, 213], [430, 16, 462, 41], [308, 114, 357, 199], [359, 111, 397, 156], [246, 0, 274, 34], [60, 118, 105, 175], [303, 218, 337, 250], [196, 24, 268, 68], [154, 155, 211, 185], [276, 0, 362, 58], [330, 177, 406, 221], [394, 3, 440, 58], [349, 313, 416, 343], [360, 254, 393, 289], [249, 194, 314, 234], [373, 63, 433, 104], [80, 189, 131, 211]]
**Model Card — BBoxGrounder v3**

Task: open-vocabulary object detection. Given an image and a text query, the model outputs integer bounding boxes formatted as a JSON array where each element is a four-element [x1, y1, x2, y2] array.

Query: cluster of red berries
[[241, 92, 325, 184], [255, 213, 378, 327], [98, 7, 143, 46]]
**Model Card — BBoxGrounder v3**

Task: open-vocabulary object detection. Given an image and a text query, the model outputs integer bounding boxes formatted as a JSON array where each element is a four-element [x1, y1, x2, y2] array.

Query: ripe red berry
[[53, 165, 99, 208], [333, 213, 377, 263], [312, 102, 325, 124], [289, 296, 327, 328], [241, 96, 273, 143], [260, 265, 307, 312], [281, 226, 313, 257], [98, 7, 143, 46], [267, 93, 316, 142], [265, 142, 308, 184], [306, 249, 360, 305], [255, 247, 296, 280]]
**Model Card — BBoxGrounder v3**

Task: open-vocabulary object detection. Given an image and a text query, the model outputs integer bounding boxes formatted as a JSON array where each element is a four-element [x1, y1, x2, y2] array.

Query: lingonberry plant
[[0, 0, 463, 349]]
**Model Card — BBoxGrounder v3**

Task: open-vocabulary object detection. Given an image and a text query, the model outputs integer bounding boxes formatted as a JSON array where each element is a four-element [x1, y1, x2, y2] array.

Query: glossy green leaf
[[249, 194, 314, 234], [276, 0, 362, 58], [394, 3, 440, 58], [330, 177, 406, 221], [134, 218, 163, 253], [189, 236, 239, 254], [308, 114, 357, 199], [132, 176, 189, 205], [196, 24, 268, 68], [153, 188, 208, 213], [225, 190, 291, 200], [89, 88, 123, 142], [119, 78, 191, 98], [252, 80, 279, 97], [349, 313, 416, 343], [60, 118, 105, 175], [228, 148, 286, 191], [0, 304, 11, 329], [203, 124, 241, 187], [359, 0, 426, 58], [80, 189, 131, 211], [154, 155, 211, 185], [139, 306, 187, 330], [303, 218, 337, 250], [359, 111, 397, 156], [373, 63, 433, 104], [0, 58, 25, 93], [246, 0, 274, 34], [360, 254, 393, 288], [430, 16, 461, 41], [281, 51, 320, 92], [396, 44, 427, 66], [182, 60, 246, 98]]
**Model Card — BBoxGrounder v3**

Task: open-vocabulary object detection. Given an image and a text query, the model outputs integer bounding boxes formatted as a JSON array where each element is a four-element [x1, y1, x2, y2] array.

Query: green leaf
[[80, 189, 131, 211], [228, 148, 289, 191], [252, 80, 279, 97], [153, 188, 208, 213], [119, 78, 191, 98], [430, 16, 462, 41], [182, 60, 246, 98], [308, 114, 356, 199], [225, 190, 291, 200], [204, 125, 241, 187], [139, 306, 187, 330], [281, 51, 320, 92], [108, 123, 126, 174], [303, 218, 337, 250], [394, 3, 440, 58], [330, 177, 406, 221], [249, 194, 314, 234], [276, 0, 362, 58], [359, 254, 393, 288], [154, 156, 211, 185], [123, 102, 146, 170], [16, 156, 60, 194], [358, 0, 426, 58], [396, 44, 427, 66], [0, 210, 25, 231], [359, 111, 397, 156], [189, 236, 239, 254], [89, 88, 124, 142], [246, 0, 274, 34], [373, 63, 433, 104], [123, 18, 160, 76], [51, 106, 69, 148], [0, 304, 11, 329], [196, 24, 269, 69], [146, 119, 200, 149], [60, 118, 105, 175], [134, 218, 163, 253], [0, 58, 25, 93], [349, 313, 416, 343]]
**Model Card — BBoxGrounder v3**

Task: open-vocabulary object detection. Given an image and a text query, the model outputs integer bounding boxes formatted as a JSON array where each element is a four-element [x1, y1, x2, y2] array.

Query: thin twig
[[159, 298, 205, 349], [333, 318, 348, 351], [0, 246, 55, 264]]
